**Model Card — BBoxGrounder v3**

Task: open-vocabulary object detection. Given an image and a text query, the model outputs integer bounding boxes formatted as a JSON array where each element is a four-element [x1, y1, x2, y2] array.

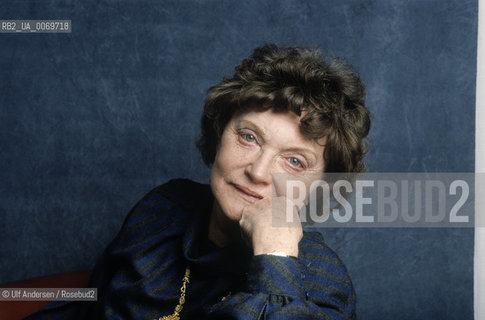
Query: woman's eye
[[243, 134, 256, 143], [289, 157, 302, 167]]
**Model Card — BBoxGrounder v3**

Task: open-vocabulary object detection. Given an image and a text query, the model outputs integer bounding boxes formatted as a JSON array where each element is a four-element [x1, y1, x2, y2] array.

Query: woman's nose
[[244, 151, 273, 185]]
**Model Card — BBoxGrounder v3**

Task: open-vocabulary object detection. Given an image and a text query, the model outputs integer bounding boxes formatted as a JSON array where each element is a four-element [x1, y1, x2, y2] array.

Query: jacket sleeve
[[207, 232, 357, 320]]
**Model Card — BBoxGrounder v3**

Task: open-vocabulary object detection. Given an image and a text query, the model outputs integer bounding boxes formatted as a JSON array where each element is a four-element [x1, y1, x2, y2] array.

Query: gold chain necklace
[[153, 266, 233, 320], [155, 266, 191, 320]]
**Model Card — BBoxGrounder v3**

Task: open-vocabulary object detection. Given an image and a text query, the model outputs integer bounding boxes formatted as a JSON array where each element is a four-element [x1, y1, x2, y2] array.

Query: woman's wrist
[[254, 247, 299, 258]]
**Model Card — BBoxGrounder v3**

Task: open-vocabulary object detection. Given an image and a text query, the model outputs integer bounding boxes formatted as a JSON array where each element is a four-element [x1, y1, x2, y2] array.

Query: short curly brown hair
[[197, 44, 370, 173]]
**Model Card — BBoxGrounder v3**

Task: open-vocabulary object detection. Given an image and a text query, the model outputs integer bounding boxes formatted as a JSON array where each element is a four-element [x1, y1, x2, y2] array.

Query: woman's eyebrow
[[235, 119, 267, 138], [286, 146, 319, 163]]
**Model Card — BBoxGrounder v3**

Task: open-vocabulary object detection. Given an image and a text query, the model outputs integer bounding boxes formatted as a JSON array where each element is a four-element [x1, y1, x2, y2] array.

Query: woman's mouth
[[231, 183, 264, 203]]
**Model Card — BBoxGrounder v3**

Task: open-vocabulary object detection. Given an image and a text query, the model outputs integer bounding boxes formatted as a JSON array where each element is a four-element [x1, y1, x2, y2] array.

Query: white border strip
[[476, 0, 485, 318]]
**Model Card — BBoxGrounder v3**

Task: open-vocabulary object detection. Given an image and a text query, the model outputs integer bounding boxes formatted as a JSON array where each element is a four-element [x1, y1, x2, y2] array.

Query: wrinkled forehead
[[229, 104, 328, 143]]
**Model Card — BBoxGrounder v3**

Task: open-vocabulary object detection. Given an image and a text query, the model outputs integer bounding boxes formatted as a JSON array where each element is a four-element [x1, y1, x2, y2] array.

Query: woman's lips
[[231, 183, 263, 203]]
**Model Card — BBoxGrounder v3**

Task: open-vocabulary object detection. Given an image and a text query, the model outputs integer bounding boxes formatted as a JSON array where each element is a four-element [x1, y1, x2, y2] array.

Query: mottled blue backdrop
[[0, 1, 477, 319]]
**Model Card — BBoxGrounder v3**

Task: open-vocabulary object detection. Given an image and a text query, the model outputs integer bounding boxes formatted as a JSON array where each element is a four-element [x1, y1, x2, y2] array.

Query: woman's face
[[210, 109, 326, 222]]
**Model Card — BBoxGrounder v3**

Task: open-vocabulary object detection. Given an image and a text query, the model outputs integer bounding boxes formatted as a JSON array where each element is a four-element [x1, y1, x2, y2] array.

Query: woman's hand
[[239, 196, 303, 258]]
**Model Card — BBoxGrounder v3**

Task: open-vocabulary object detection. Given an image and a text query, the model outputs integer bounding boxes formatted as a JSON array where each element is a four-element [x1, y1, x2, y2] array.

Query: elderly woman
[[29, 44, 370, 319]]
